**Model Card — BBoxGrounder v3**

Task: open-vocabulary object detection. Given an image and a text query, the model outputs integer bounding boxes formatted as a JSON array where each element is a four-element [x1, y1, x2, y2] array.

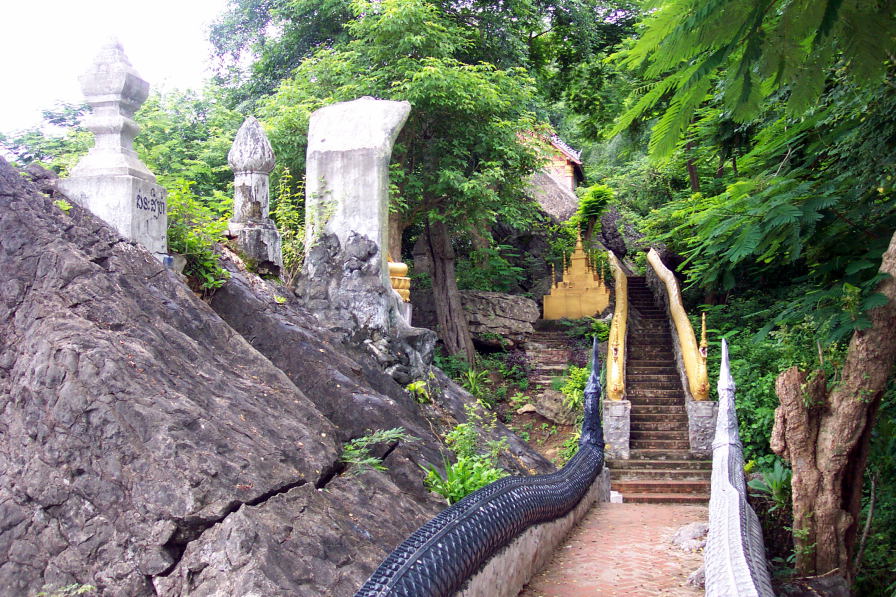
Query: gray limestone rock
[[0, 156, 549, 595], [412, 289, 540, 348], [530, 389, 578, 426], [672, 521, 710, 551]]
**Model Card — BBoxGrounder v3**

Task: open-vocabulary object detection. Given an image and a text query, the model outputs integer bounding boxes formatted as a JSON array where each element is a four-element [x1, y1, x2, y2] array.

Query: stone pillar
[[603, 399, 631, 459], [227, 117, 282, 275], [58, 39, 167, 260], [304, 96, 410, 289], [296, 97, 436, 385], [688, 398, 718, 457]]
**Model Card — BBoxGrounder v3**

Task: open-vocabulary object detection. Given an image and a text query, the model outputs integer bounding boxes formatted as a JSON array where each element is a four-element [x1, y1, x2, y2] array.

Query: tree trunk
[[686, 141, 700, 192], [387, 215, 406, 262], [424, 218, 476, 363], [771, 229, 896, 581]]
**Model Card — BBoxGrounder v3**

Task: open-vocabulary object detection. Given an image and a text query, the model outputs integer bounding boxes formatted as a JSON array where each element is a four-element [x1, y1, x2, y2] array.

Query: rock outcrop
[[413, 289, 540, 349], [0, 157, 550, 596]]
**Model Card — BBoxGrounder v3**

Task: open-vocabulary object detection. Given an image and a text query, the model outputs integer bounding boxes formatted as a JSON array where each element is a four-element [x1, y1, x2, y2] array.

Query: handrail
[[645, 248, 709, 400], [704, 339, 774, 597], [606, 251, 627, 401], [355, 338, 606, 597]]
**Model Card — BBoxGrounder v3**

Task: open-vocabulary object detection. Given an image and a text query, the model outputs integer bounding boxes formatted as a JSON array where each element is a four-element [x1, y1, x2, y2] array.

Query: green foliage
[[855, 381, 896, 596], [455, 244, 525, 292], [166, 181, 231, 292], [425, 404, 509, 503], [341, 427, 418, 475], [612, 0, 896, 158], [575, 183, 614, 233], [271, 167, 306, 286], [405, 380, 431, 404], [748, 459, 793, 513], [555, 429, 581, 466], [560, 365, 590, 410], [424, 454, 509, 504], [260, 0, 545, 246], [133, 89, 244, 196], [558, 317, 610, 343], [0, 103, 91, 175], [53, 199, 72, 213], [35, 584, 97, 597], [461, 368, 490, 400]]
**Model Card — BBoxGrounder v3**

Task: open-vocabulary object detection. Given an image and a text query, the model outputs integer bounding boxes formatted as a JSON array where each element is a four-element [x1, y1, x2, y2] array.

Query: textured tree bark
[[424, 218, 476, 363], [686, 141, 700, 192], [771, 229, 896, 580], [387, 215, 406, 262]]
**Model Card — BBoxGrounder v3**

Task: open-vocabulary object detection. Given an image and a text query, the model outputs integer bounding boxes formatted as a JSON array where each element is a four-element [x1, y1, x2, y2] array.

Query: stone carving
[[58, 39, 167, 259], [227, 117, 282, 275], [704, 339, 774, 597]]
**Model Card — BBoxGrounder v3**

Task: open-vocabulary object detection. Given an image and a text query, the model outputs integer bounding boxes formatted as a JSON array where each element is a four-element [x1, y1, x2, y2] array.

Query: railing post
[[645, 248, 716, 456], [604, 251, 630, 458]]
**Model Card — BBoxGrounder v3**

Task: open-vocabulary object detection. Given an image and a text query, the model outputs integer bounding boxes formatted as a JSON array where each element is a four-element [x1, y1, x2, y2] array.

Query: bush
[[166, 180, 230, 292], [271, 167, 305, 286], [424, 404, 508, 504], [560, 365, 590, 410], [341, 428, 418, 476]]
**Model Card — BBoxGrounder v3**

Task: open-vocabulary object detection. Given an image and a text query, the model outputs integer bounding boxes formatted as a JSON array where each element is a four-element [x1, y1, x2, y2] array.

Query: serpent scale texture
[[355, 338, 606, 597]]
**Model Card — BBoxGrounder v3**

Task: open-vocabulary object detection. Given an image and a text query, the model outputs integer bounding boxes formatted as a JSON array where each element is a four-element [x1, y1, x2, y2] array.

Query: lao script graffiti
[[135, 188, 166, 219]]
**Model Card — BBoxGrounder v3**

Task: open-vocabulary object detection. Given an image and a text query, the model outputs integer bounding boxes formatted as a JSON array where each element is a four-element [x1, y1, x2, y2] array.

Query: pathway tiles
[[519, 503, 706, 597]]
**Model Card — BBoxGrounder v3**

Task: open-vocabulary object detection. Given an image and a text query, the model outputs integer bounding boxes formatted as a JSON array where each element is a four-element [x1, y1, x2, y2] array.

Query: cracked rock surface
[[0, 157, 551, 596]]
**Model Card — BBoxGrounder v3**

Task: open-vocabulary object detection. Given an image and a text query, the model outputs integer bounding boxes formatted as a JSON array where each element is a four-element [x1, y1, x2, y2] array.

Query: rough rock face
[[0, 157, 550, 596], [413, 290, 540, 349], [527, 171, 578, 221], [296, 231, 436, 385]]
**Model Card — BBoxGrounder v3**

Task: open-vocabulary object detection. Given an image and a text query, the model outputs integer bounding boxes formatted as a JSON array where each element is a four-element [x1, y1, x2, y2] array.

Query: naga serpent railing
[[355, 338, 606, 597], [704, 339, 774, 597]]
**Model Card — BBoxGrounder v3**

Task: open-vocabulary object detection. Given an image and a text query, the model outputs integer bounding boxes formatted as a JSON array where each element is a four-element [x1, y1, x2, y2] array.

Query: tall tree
[[260, 0, 544, 360], [611, 0, 896, 583]]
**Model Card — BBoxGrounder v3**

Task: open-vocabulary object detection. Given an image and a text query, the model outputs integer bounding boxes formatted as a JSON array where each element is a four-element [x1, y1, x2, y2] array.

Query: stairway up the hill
[[607, 276, 711, 504], [526, 327, 573, 392]]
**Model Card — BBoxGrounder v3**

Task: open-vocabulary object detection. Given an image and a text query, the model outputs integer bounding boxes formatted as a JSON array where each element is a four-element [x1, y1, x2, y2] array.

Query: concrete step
[[618, 492, 710, 504], [628, 366, 678, 375], [608, 458, 711, 471], [631, 418, 688, 427], [631, 439, 691, 450], [627, 374, 681, 384], [629, 448, 700, 460], [612, 479, 710, 494], [630, 429, 689, 441], [611, 468, 711, 481], [627, 382, 682, 391], [625, 384, 684, 402]]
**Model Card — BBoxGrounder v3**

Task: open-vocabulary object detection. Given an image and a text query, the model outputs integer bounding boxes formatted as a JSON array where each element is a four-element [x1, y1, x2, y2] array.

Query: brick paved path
[[519, 503, 706, 597]]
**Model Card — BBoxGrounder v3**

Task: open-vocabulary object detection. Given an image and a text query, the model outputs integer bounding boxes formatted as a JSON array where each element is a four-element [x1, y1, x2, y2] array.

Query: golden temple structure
[[542, 236, 611, 319], [388, 257, 411, 302]]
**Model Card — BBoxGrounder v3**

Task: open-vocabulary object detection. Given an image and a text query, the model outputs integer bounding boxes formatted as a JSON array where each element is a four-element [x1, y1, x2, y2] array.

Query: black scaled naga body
[[355, 336, 605, 597]]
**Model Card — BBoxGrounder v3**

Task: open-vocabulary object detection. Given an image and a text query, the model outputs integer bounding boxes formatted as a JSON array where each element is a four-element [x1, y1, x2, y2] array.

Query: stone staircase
[[525, 327, 573, 392], [607, 276, 711, 504]]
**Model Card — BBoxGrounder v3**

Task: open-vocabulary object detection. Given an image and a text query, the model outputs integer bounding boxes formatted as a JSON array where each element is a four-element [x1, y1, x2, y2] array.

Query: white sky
[[0, 0, 229, 135]]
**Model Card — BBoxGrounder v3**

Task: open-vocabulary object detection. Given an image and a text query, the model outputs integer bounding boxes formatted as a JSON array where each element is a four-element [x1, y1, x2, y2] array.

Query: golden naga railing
[[645, 248, 709, 400], [606, 251, 627, 401]]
